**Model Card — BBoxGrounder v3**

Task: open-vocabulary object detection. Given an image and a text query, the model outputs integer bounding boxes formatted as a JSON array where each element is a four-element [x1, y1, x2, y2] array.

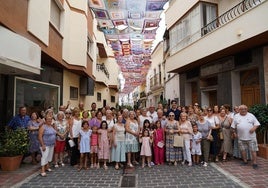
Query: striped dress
[[165, 120, 183, 162]]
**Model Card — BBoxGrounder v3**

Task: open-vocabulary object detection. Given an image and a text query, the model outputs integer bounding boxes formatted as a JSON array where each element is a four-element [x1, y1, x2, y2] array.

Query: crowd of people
[[7, 100, 261, 177]]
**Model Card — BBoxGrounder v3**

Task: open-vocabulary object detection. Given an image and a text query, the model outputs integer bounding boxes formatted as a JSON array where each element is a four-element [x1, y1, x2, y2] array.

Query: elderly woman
[[165, 112, 183, 166], [197, 112, 212, 167], [53, 111, 69, 167], [27, 112, 43, 165], [38, 115, 57, 177], [125, 111, 140, 167]]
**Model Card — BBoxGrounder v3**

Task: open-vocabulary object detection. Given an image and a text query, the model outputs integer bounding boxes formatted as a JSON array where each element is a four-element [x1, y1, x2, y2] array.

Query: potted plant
[[0, 127, 29, 171], [249, 104, 268, 159]]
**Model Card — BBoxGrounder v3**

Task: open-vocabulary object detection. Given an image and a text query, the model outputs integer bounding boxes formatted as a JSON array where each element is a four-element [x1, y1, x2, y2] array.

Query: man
[[231, 104, 260, 169], [8, 106, 31, 130], [152, 108, 167, 128], [78, 101, 91, 119], [147, 106, 157, 120], [166, 100, 181, 121]]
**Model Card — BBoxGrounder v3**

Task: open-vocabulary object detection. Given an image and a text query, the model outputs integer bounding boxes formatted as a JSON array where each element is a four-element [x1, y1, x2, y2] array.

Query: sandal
[[84, 167, 89, 170], [40, 172, 47, 177], [46, 168, 52, 172], [127, 163, 134, 168], [103, 165, 108, 170], [77, 167, 83, 171]]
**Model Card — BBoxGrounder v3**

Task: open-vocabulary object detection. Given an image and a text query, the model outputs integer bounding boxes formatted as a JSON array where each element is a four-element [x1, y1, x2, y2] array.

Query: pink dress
[[98, 129, 109, 159], [140, 137, 152, 157]]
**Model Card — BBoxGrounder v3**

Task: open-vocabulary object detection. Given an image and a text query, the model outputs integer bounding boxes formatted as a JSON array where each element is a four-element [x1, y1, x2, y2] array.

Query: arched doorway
[[240, 69, 260, 107]]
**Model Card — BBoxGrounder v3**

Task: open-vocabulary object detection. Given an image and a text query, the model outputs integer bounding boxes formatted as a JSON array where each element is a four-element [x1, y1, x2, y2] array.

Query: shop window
[[15, 77, 60, 115], [70, 87, 78, 100]]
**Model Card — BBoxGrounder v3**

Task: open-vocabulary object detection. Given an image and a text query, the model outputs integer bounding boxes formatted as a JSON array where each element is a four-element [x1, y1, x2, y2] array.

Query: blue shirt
[[8, 114, 31, 130]]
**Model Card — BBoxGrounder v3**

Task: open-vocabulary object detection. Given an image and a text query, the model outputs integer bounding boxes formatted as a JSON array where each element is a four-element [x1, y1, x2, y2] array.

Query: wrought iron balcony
[[96, 63, 109, 79], [201, 0, 264, 36]]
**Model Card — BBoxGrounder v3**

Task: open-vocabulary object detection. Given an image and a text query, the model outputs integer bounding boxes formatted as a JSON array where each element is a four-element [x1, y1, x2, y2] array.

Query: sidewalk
[[0, 156, 267, 188]]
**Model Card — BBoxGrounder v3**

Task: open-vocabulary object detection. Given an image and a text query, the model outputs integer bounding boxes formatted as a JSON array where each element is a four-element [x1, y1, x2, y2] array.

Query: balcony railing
[[150, 73, 162, 90], [96, 63, 109, 79], [201, 0, 264, 36], [140, 91, 146, 98]]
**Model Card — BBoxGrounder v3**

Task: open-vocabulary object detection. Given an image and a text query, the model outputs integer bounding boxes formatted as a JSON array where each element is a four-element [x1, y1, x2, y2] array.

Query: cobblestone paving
[[19, 163, 245, 188]]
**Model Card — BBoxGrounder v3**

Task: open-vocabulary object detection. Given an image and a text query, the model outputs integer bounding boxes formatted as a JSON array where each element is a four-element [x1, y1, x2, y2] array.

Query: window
[[111, 96, 115, 103], [50, 0, 62, 31], [70, 87, 78, 99], [169, 3, 216, 55], [97, 92, 101, 101], [15, 77, 60, 115]]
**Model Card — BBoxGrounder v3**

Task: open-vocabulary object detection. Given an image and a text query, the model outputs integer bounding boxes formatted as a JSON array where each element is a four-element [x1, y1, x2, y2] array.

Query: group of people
[[7, 100, 260, 177]]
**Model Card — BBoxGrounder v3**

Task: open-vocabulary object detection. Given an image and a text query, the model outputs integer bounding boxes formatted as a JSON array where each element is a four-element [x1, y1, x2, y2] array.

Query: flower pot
[[257, 144, 268, 159], [0, 155, 23, 171]]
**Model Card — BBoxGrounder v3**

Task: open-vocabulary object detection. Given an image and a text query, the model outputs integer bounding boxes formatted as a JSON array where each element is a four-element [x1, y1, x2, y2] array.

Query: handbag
[[157, 141, 164, 148], [207, 129, 214, 142], [173, 134, 184, 147]]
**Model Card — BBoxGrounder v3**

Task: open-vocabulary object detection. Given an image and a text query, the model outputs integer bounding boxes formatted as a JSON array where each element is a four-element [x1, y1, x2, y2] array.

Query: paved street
[[18, 163, 245, 188], [1, 156, 268, 188]]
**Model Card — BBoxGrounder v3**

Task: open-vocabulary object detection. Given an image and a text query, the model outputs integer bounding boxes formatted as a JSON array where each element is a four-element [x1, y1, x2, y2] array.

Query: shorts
[[54, 140, 66, 153], [238, 138, 258, 152], [90, 145, 98, 154]]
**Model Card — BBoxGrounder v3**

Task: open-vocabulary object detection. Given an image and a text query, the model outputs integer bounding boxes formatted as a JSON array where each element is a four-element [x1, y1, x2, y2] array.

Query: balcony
[[96, 63, 109, 79], [166, 0, 268, 73], [150, 73, 163, 91], [140, 91, 147, 99]]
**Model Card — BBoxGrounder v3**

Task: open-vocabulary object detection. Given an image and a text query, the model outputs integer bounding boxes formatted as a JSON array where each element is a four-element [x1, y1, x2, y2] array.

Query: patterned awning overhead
[[89, 0, 169, 94]]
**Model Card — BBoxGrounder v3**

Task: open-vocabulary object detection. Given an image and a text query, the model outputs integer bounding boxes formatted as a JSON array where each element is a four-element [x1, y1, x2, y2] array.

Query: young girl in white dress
[[140, 129, 153, 168]]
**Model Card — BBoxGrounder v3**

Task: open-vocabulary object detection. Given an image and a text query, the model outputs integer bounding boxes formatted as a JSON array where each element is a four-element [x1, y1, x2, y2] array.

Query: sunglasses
[[207, 110, 212, 112], [65, 112, 72, 114], [169, 115, 175, 117]]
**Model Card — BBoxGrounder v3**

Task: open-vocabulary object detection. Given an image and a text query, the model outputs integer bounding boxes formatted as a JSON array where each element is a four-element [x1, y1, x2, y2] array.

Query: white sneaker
[[54, 164, 59, 168], [203, 162, 208, 167], [181, 161, 185, 165], [188, 162, 192, 166], [61, 162, 65, 167]]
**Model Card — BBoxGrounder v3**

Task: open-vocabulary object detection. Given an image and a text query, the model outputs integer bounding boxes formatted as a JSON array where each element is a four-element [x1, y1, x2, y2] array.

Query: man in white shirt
[[231, 104, 260, 169], [147, 106, 158, 120]]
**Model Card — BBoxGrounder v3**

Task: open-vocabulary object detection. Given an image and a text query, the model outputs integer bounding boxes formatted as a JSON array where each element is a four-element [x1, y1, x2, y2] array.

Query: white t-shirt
[[138, 115, 152, 129], [205, 115, 219, 128], [146, 111, 158, 120], [231, 112, 260, 140]]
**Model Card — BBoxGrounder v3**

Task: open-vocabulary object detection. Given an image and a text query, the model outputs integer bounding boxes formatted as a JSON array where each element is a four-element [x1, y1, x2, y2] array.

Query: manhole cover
[[120, 175, 136, 187]]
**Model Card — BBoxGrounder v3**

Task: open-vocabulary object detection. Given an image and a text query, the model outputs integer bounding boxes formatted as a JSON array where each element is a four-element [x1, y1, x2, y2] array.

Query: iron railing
[[201, 0, 264, 36], [96, 63, 109, 79]]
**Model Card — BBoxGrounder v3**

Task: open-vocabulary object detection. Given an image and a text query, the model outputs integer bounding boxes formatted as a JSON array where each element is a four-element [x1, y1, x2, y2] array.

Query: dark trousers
[[70, 137, 79, 166]]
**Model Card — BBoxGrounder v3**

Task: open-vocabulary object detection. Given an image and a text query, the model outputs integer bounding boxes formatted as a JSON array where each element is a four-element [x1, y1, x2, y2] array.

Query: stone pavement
[[0, 157, 267, 188]]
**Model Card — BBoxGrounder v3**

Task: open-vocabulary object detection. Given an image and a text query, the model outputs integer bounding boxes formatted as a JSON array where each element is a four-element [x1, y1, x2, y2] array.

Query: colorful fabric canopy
[[89, 0, 169, 94]]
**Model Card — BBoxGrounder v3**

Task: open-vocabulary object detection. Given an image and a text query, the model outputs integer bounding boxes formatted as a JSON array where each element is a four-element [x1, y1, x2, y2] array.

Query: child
[[98, 120, 110, 170], [90, 126, 99, 168], [78, 121, 92, 171], [153, 120, 165, 165], [140, 129, 153, 168], [191, 124, 202, 165]]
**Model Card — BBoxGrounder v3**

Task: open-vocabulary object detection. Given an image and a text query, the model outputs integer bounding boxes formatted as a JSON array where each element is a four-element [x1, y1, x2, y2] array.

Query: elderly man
[[152, 108, 167, 128], [147, 106, 157, 120], [8, 106, 31, 130], [231, 104, 260, 169]]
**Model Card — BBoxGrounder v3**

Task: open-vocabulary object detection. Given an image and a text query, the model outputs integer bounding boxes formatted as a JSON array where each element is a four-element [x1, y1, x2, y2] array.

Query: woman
[[111, 114, 126, 169], [197, 112, 212, 167], [89, 111, 102, 128], [179, 112, 193, 166], [125, 111, 140, 167], [165, 112, 183, 165], [205, 107, 220, 162], [188, 105, 199, 126], [218, 108, 233, 161], [69, 107, 82, 167], [54, 111, 69, 167], [27, 112, 43, 164], [38, 115, 57, 177]]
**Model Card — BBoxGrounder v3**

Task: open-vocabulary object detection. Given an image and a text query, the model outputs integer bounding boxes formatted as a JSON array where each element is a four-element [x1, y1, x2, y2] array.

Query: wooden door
[[241, 85, 260, 108]]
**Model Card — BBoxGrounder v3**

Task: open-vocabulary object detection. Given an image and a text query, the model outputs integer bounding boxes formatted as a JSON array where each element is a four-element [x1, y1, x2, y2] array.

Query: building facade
[[0, 0, 119, 125], [165, 0, 268, 108]]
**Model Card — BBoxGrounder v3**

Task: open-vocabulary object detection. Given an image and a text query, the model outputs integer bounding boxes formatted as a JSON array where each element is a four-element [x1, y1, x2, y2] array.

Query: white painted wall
[[27, 0, 50, 45], [165, 74, 180, 103], [62, 2, 87, 67]]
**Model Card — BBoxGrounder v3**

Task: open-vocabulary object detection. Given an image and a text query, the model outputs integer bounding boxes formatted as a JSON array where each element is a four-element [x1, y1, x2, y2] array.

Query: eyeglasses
[[169, 115, 175, 117], [207, 110, 212, 112], [65, 112, 71, 114]]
